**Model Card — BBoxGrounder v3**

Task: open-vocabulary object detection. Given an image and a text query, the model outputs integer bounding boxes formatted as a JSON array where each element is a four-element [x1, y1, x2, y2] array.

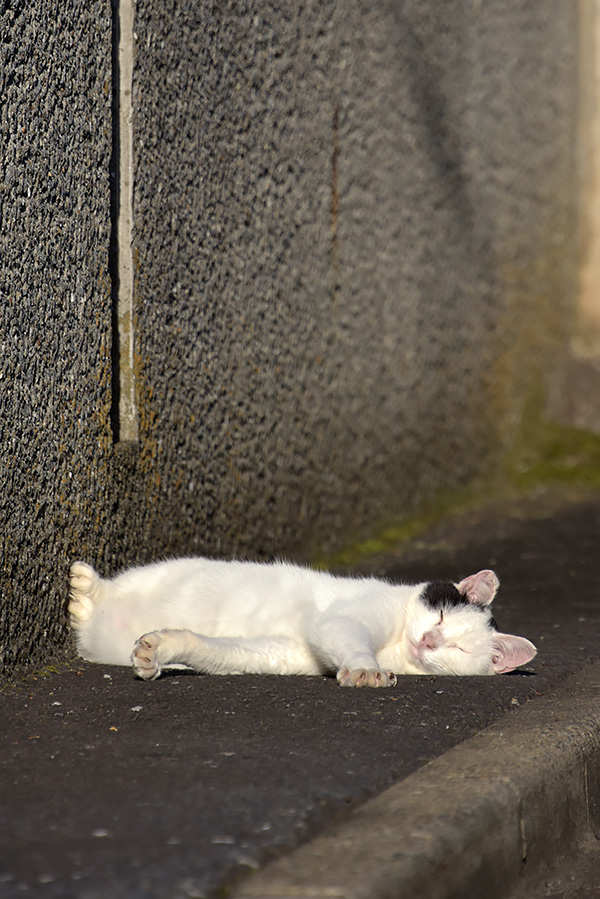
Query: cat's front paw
[[131, 632, 164, 680], [337, 668, 397, 688]]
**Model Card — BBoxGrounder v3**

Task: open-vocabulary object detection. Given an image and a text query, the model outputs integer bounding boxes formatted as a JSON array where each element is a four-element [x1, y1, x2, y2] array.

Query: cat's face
[[404, 570, 536, 676]]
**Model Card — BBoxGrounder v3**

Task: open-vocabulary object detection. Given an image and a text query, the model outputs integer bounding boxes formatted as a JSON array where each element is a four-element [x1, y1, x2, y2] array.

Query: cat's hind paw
[[337, 667, 397, 688], [68, 562, 103, 630], [131, 632, 164, 680]]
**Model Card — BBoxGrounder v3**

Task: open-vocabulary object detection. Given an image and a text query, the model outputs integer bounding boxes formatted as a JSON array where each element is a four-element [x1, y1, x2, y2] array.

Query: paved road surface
[[2, 489, 600, 898]]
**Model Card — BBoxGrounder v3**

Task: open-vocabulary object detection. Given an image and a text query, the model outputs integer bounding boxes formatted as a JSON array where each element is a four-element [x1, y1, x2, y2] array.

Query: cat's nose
[[420, 630, 442, 650]]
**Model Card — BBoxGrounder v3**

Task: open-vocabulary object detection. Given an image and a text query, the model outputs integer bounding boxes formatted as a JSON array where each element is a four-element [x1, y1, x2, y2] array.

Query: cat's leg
[[68, 562, 108, 631], [131, 631, 192, 679], [131, 630, 316, 680], [309, 612, 397, 688]]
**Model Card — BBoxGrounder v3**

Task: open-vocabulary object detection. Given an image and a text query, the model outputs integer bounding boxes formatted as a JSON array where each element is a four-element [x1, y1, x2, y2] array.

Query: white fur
[[68, 558, 536, 687]]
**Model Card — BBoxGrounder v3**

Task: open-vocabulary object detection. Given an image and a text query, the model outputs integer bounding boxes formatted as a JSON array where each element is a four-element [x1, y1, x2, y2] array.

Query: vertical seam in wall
[[110, 0, 138, 443], [330, 104, 340, 308]]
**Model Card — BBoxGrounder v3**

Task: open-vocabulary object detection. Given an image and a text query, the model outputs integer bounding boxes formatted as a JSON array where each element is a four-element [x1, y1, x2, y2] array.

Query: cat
[[68, 559, 536, 687]]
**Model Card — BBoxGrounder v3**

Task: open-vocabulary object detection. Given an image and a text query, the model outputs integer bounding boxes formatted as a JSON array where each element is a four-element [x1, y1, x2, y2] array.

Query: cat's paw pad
[[337, 668, 397, 688], [131, 632, 164, 680], [68, 562, 102, 627]]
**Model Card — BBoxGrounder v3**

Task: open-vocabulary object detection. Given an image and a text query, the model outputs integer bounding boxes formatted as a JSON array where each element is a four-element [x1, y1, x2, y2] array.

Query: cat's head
[[406, 569, 536, 676]]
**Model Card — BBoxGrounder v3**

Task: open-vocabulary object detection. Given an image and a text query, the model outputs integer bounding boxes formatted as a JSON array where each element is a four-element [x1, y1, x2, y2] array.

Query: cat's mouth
[[409, 641, 428, 664], [405, 641, 433, 675]]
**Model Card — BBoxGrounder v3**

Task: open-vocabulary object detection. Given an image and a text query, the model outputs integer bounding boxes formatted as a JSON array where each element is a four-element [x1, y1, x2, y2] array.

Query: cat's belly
[[75, 602, 324, 673], [76, 614, 142, 666]]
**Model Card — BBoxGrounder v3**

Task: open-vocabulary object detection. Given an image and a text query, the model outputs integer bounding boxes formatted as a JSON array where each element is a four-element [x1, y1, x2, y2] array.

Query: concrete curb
[[232, 661, 600, 899]]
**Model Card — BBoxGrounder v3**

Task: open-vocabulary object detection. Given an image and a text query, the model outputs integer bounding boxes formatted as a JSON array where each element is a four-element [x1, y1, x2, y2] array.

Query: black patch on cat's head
[[421, 580, 498, 629], [421, 581, 468, 611]]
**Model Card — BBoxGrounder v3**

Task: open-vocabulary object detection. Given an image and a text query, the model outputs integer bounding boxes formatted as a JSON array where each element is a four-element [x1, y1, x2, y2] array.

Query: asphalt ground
[[2, 488, 600, 898]]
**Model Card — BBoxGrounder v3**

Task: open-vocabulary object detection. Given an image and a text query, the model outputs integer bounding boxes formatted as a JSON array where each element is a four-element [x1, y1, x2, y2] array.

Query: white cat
[[68, 559, 536, 687]]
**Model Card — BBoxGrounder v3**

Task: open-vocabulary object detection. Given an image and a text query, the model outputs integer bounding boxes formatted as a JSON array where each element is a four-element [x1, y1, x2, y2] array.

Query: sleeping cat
[[68, 559, 536, 687]]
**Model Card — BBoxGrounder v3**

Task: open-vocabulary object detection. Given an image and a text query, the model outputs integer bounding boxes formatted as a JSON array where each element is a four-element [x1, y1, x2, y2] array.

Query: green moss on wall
[[317, 411, 600, 570]]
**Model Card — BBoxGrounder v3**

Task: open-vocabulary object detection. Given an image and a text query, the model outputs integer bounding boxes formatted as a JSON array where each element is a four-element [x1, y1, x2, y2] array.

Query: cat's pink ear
[[456, 570, 499, 607], [491, 634, 537, 674]]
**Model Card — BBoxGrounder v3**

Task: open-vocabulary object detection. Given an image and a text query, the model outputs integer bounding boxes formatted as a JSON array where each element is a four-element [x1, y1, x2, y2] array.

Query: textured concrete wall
[[132, 0, 577, 560], [0, 0, 578, 674], [0, 0, 115, 674], [563, 0, 600, 433]]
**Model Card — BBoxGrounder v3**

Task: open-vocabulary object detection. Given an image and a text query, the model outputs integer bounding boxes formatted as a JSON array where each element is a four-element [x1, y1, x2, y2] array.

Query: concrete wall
[[1, 1, 579, 675], [563, 0, 600, 431], [1, 0, 114, 673]]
